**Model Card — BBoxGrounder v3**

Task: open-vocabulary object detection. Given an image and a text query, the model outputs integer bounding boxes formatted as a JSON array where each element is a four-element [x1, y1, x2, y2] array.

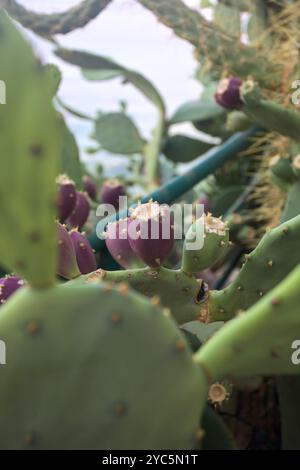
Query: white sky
[[18, 0, 210, 166]]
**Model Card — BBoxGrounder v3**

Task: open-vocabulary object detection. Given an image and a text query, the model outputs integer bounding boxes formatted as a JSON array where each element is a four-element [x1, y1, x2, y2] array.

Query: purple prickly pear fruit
[[57, 222, 81, 280], [82, 175, 97, 201], [0, 276, 25, 305], [67, 191, 90, 231], [128, 201, 174, 268], [215, 77, 243, 110], [105, 219, 144, 269], [100, 179, 126, 209], [69, 229, 97, 274], [56, 174, 76, 223]]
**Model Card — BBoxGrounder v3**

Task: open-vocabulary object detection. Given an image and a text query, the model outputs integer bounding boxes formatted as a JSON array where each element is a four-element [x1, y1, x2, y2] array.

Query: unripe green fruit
[[269, 155, 295, 186], [182, 215, 229, 275]]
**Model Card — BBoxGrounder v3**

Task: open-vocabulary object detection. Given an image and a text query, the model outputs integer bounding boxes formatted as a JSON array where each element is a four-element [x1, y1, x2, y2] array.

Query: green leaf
[[55, 48, 165, 113], [163, 134, 213, 163], [94, 112, 145, 155], [0, 11, 61, 287], [60, 118, 83, 188]]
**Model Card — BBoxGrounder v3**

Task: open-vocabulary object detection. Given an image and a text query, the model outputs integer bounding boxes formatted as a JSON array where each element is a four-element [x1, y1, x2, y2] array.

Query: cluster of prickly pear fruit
[[105, 201, 175, 268], [55, 173, 129, 278], [55, 175, 97, 278]]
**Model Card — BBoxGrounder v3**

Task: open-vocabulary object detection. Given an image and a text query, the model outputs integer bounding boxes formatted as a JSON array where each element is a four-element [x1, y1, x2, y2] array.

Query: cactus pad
[[0, 283, 207, 449], [196, 264, 300, 379], [210, 214, 300, 321], [0, 11, 60, 287]]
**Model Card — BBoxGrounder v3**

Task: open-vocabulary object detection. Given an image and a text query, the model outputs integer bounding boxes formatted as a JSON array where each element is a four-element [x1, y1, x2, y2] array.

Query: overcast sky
[[19, 0, 210, 167]]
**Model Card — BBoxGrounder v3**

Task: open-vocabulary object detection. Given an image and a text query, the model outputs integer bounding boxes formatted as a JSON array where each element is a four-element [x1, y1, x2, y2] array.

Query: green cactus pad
[[241, 80, 300, 141], [201, 406, 236, 450], [269, 156, 295, 186], [163, 135, 213, 163], [94, 112, 145, 155], [0, 283, 207, 449], [0, 11, 60, 287], [195, 264, 300, 379], [214, 3, 241, 37], [210, 214, 300, 321], [85, 266, 208, 325], [281, 180, 300, 223], [1, 0, 112, 37]]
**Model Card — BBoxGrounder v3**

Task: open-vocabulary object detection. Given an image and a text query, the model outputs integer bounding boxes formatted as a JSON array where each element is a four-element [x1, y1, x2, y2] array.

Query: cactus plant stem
[[89, 125, 261, 251], [241, 82, 300, 141], [143, 112, 165, 187], [0, 0, 113, 38]]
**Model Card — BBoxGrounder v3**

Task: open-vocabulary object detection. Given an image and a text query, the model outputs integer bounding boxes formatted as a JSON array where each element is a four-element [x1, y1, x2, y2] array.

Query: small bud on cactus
[[83, 175, 97, 201], [182, 214, 229, 274], [226, 111, 252, 132], [100, 179, 126, 209], [67, 191, 90, 231], [56, 174, 76, 223], [269, 155, 295, 190], [105, 219, 144, 269], [69, 229, 97, 274], [0, 276, 25, 305], [128, 202, 174, 268], [215, 77, 243, 110], [57, 222, 81, 280]]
